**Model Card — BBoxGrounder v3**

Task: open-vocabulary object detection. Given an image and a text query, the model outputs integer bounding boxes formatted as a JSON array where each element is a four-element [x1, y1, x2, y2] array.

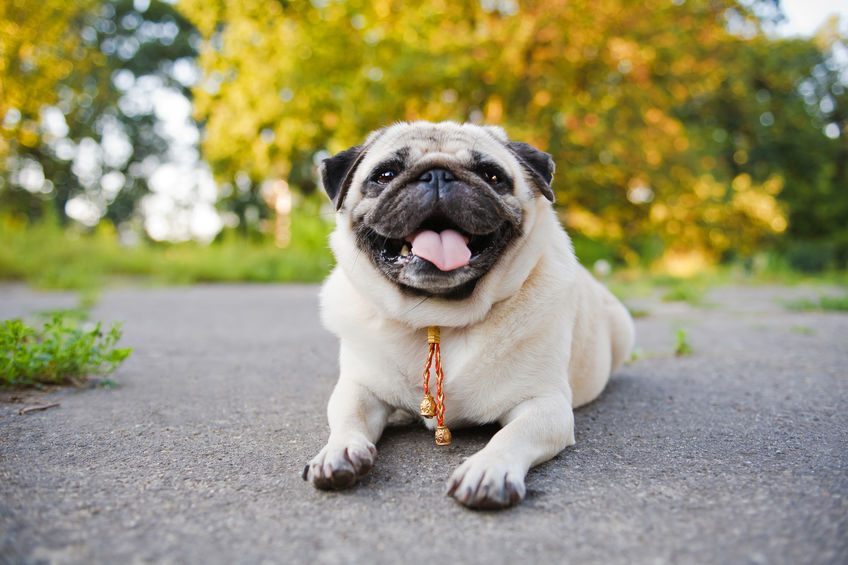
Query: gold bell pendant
[[435, 425, 452, 446], [419, 394, 437, 418]]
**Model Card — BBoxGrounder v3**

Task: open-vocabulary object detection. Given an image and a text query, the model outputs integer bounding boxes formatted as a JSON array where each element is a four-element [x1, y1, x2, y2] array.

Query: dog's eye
[[480, 167, 502, 185], [374, 169, 396, 184]]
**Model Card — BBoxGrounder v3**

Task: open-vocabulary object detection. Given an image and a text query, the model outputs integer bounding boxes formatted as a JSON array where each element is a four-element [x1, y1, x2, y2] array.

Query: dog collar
[[420, 326, 451, 445]]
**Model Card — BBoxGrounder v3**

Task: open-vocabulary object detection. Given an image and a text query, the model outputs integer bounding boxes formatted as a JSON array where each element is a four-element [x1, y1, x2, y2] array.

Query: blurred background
[[1, 0, 846, 289]]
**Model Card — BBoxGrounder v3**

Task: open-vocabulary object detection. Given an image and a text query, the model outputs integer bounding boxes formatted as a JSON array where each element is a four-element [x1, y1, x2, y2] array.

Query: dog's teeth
[[400, 244, 410, 257]]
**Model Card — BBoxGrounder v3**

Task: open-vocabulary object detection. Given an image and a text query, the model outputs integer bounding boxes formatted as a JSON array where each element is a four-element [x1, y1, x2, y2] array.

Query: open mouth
[[354, 208, 520, 299], [376, 215, 507, 271]]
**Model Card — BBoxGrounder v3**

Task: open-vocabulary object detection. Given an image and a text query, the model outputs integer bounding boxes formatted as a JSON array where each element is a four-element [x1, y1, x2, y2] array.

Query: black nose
[[418, 168, 456, 187]]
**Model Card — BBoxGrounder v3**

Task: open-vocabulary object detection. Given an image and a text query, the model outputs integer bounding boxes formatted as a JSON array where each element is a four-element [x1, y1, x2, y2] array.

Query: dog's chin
[[357, 222, 517, 300], [395, 258, 480, 298]]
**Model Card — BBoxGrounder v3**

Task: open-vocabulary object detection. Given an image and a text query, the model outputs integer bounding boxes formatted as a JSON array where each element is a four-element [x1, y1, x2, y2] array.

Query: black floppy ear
[[320, 144, 366, 210], [507, 141, 556, 202]]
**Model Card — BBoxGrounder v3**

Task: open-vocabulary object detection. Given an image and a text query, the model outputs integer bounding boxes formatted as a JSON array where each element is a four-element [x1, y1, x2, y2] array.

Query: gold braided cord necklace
[[420, 326, 451, 445]]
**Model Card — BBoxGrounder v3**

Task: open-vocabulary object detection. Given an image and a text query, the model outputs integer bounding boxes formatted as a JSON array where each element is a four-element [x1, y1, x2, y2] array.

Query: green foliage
[[0, 0, 98, 139], [784, 240, 839, 273], [3, 0, 847, 274], [178, 0, 847, 270], [1, 313, 132, 387], [674, 328, 693, 356], [571, 237, 621, 270], [1, 0, 199, 227], [0, 206, 334, 290]]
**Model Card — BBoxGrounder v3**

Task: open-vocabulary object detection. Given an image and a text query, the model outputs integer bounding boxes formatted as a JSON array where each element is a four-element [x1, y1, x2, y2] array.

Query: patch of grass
[[818, 295, 848, 311], [606, 259, 847, 303], [673, 328, 693, 356], [605, 273, 658, 302], [784, 294, 848, 312], [628, 307, 651, 319], [724, 252, 848, 286], [791, 325, 816, 336], [1, 312, 132, 387], [661, 280, 706, 305], [0, 205, 335, 290], [606, 269, 717, 304]]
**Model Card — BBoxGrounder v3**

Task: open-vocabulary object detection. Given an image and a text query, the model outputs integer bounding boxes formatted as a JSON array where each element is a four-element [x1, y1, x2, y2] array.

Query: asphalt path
[[1, 282, 846, 564]]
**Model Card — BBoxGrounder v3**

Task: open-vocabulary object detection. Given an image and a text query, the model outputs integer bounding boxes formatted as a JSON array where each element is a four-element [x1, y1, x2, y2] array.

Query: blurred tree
[[0, 0, 96, 151], [694, 25, 848, 269], [179, 0, 846, 269], [0, 0, 198, 233]]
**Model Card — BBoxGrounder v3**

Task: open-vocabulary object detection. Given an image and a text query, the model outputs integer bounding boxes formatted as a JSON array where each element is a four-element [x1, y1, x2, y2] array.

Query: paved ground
[[1, 282, 846, 565]]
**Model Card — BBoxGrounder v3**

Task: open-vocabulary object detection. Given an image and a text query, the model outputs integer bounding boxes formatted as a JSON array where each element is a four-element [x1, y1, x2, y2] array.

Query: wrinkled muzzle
[[354, 166, 521, 299]]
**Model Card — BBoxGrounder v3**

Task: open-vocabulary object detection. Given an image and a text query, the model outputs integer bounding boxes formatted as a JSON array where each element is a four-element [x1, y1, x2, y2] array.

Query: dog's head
[[320, 121, 555, 299]]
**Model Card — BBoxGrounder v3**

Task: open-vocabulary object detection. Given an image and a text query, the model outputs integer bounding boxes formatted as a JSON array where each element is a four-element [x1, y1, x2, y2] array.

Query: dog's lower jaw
[[397, 275, 481, 300]]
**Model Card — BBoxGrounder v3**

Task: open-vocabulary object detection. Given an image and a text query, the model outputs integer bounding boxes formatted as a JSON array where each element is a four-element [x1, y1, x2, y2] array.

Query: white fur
[[305, 123, 635, 508]]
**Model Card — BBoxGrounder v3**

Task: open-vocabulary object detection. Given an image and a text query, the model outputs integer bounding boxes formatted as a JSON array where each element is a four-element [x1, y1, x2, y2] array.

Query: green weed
[[1, 312, 132, 387], [674, 328, 693, 356], [627, 330, 694, 363], [627, 347, 656, 363]]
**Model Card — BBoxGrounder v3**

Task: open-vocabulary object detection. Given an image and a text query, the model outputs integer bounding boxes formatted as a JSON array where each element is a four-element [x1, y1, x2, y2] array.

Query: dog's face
[[320, 122, 555, 299]]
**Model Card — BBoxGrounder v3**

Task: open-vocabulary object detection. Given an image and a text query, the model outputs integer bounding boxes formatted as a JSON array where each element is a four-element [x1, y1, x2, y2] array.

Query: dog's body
[[304, 121, 634, 509]]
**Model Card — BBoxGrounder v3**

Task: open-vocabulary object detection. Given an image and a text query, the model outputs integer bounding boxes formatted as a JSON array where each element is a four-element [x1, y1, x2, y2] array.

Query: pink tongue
[[409, 229, 471, 271]]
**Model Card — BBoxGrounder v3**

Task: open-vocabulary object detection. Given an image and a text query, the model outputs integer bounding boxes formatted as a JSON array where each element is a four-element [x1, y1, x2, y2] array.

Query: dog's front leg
[[303, 378, 391, 490], [447, 394, 575, 509]]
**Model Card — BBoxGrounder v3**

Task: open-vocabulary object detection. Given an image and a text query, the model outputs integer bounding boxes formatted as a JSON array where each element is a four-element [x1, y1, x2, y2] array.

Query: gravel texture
[[1, 282, 846, 565]]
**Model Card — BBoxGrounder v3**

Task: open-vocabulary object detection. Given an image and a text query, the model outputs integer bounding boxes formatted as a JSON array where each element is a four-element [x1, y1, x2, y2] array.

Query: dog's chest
[[370, 325, 541, 426]]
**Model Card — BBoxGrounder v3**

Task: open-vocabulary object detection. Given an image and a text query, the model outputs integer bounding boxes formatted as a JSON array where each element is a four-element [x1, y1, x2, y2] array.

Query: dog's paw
[[302, 434, 377, 490], [445, 452, 526, 509]]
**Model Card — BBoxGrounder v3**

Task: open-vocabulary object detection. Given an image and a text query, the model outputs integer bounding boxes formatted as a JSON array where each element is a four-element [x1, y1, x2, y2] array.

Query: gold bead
[[435, 425, 452, 446], [419, 394, 436, 418], [427, 326, 440, 344]]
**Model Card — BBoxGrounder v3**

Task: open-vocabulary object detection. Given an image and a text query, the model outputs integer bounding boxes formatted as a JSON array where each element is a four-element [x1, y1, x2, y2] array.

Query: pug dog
[[303, 121, 634, 509]]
